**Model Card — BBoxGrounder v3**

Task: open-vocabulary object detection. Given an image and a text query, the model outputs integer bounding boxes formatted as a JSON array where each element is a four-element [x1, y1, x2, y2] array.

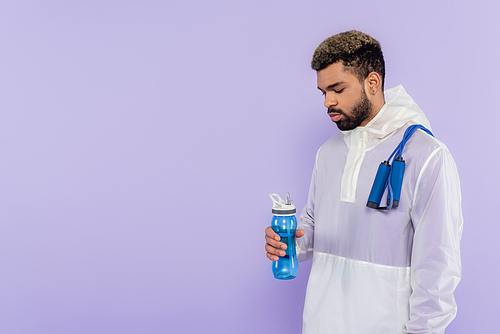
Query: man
[[265, 30, 463, 334]]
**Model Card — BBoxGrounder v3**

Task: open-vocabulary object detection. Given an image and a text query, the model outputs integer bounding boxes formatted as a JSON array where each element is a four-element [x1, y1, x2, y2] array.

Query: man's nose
[[324, 93, 337, 109]]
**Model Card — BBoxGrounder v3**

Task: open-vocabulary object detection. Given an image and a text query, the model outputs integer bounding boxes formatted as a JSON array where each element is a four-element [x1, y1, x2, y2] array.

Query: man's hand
[[265, 226, 305, 261]]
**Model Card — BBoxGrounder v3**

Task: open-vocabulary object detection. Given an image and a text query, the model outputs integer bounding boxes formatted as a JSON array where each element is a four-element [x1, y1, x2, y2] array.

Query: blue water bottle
[[269, 193, 298, 280]]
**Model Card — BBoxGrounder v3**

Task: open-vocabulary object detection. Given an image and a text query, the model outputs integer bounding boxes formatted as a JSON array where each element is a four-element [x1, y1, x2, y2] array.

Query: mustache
[[327, 106, 344, 115]]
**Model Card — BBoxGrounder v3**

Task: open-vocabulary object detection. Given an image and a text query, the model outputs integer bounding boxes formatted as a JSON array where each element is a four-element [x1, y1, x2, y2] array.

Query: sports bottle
[[269, 193, 298, 280]]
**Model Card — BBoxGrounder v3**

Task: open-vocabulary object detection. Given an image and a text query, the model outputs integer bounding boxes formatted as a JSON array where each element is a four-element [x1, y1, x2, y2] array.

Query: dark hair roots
[[311, 30, 385, 89]]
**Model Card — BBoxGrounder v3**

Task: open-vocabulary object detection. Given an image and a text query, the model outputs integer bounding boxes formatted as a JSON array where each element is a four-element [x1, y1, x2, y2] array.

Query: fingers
[[264, 227, 305, 261], [265, 226, 287, 261], [265, 227, 286, 249], [266, 242, 286, 261], [265, 234, 287, 250], [265, 226, 279, 241]]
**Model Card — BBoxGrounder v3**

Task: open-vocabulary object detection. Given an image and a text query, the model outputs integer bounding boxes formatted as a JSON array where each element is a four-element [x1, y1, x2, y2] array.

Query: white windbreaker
[[297, 85, 463, 334]]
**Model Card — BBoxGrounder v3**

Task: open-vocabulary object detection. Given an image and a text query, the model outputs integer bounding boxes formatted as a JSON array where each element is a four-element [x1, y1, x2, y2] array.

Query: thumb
[[295, 229, 305, 238]]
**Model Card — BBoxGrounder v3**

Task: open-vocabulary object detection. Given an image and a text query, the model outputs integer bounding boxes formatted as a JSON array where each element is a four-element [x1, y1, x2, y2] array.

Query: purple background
[[0, 1, 497, 333]]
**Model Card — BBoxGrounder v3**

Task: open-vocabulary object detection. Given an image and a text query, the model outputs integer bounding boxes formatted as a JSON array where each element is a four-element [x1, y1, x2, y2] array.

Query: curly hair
[[311, 30, 385, 89]]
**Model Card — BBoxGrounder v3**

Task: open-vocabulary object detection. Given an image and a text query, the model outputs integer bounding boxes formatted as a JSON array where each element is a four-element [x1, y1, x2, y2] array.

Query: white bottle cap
[[269, 193, 296, 216]]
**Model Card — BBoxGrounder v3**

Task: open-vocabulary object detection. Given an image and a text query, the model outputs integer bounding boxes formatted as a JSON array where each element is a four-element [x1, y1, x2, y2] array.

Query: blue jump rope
[[366, 124, 434, 210]]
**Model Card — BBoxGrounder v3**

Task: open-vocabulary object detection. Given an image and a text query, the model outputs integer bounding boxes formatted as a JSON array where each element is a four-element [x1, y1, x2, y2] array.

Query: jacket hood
[[339, 85, 432, 203], [343, 85, 432, 149]]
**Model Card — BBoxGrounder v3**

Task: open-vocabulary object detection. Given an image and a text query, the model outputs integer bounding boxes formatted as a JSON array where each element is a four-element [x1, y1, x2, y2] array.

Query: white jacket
[[297, 85, 463, 334]]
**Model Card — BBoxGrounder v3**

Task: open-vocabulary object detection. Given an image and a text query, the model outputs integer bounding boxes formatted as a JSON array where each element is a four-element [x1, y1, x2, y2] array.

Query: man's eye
[[334, 89, 344, 94]]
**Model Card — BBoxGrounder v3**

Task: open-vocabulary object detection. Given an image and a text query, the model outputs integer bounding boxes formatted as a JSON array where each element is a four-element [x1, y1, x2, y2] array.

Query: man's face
[[316, 62, 373, 131]]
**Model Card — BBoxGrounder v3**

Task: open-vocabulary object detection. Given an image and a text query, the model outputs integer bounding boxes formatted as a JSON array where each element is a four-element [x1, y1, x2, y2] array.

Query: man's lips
[[328, 113, 342, 122]]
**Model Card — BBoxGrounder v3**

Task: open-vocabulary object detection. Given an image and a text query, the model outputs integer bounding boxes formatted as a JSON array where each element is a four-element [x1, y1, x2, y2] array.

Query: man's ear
[[365, 72, 382, 95]]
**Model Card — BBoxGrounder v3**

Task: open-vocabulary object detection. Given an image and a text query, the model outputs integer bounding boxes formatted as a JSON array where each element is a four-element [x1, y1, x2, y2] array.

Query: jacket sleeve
[[296, 149, 320, 262], [403, 147, 463, 334]]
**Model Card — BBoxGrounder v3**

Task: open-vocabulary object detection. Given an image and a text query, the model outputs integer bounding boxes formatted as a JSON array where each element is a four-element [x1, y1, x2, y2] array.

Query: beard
[[328, 89, 373, 131]]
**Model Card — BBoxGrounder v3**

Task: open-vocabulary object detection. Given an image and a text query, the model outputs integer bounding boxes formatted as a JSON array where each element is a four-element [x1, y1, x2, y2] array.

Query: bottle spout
[[270, 193, 296, 215]]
